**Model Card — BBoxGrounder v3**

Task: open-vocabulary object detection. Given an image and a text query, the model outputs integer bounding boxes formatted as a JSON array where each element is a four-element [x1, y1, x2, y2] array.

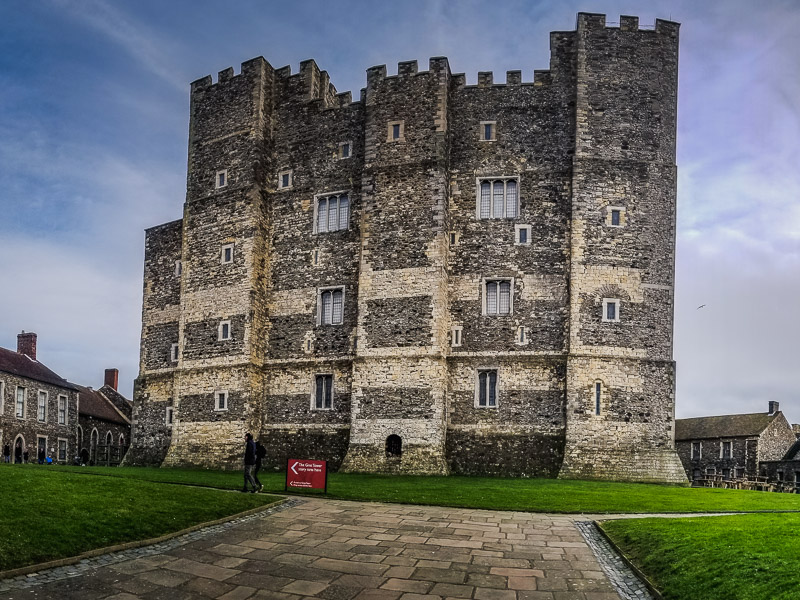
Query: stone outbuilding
[[0, 332, 79, 464], [76, 369, 132, 466], [675, 401, 796, 483]]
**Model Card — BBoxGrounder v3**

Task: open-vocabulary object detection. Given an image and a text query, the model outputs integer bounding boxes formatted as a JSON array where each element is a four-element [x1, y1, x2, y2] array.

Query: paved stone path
[[2, 498, 638, 600]]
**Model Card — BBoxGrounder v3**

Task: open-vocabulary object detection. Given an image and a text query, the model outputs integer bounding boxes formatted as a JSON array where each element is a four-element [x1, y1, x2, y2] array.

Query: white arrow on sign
[[291, 462, 298, 475]]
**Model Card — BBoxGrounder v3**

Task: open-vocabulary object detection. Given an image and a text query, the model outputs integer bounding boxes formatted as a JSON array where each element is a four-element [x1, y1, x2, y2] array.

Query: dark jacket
[[244, 440, 256, 466]]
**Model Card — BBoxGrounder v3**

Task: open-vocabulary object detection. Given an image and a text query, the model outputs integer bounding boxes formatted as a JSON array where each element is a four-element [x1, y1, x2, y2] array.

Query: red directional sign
[[286, 459, 328, 492]]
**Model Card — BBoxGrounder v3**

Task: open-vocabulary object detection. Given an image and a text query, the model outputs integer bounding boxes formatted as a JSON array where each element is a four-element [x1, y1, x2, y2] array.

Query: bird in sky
[[696, 304, 706, 310]]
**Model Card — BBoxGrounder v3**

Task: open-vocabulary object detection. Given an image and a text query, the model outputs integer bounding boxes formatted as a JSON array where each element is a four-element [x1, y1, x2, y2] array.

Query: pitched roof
[[675, 412, 778, 441], [0, 346, 77, 390], [75, 385, 130, 426], [783, 439, 800, 461]]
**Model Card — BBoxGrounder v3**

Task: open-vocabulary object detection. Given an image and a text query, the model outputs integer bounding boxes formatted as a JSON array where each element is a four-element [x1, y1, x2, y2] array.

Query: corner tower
[[559, 14, 686, 482]]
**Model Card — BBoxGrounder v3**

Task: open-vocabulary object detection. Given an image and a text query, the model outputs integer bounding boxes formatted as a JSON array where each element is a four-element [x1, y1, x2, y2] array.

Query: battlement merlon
[[575, 12, 680, 36]]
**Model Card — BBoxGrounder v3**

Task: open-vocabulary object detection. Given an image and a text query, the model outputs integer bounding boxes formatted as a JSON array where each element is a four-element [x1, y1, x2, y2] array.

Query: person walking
[[2, 443, 10, 463], [242, 432, 258, 493], [254, 439, 266, 492]]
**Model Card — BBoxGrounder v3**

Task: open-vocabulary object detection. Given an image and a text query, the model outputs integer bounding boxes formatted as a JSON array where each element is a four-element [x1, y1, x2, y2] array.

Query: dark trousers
[[243, 464, 257, 491], [254, 460, 262, 488]]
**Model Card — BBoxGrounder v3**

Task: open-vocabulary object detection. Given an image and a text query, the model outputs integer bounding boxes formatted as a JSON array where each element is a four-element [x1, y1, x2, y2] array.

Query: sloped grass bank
[[0, 465, 280, 572], [601, 514, 800, 600], [60, 464, 800, 514]]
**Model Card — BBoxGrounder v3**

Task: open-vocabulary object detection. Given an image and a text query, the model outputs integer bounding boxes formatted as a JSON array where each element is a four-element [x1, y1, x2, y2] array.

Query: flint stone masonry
[[129, 12, 686, 482]]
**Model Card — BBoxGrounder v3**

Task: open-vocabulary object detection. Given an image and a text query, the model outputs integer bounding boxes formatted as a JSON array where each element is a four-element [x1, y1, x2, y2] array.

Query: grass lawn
[[0, 465, 280, 572], [601, 514, 800, 600], [60, 464, 800, 514]]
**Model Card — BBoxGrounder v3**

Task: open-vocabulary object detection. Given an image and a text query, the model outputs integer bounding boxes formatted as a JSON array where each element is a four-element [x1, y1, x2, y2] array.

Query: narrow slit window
[[219, 320, 231, 341], [595, 382, 601, 415], [392, 123, 400, 139]]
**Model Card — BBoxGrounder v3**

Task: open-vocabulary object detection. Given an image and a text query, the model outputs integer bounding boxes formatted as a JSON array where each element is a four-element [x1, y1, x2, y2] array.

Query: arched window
[[386, 435, 402, 458], [77, 425, 83, 447], [118, 434, 125, 447], [106, 431, 112, 446]]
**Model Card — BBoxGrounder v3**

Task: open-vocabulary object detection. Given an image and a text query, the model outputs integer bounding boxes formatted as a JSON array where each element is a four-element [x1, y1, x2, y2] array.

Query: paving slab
[[0, 498, 664, 600]]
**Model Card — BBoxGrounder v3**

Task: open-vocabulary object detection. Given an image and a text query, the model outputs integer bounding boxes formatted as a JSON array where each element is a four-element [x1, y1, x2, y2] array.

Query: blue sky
[[1, 0, 798, 423]]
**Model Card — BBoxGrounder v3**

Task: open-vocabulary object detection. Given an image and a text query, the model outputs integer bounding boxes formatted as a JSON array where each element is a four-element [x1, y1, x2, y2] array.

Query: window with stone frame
[[338, 141, 351, 159], [314, 374, 333, 410], [166, 406, 174, 427], [170, 343, 179, 363], [602, 298, 620, 322], [722, 468, 731, 480], [278, 169, 293, 189], [218, 320, 231, 341], [451, 325, 463, 348], [215, 169, 228, 189], [58, 439, 67, 462], [480, 121, 496, 142], [315, 192, 350, 233], [58, 395, 67, 425], [476, 369, 498, 408], [37, 390, 47, 422], [214, 391, 228, 411], [706, 466, 716, 476], [594, 381, 602, 416], [483, 279, 513, 316], [221, 243, 234, 264], [691, 441, 702, 460], [606, 206, 626, 227], [387, 120, 404, 142], [175, 260, 182, 276], [318, 287, 344, 326], [721, 440, 732, 459], [15, 386, 25, 419], [477, 178, 518, 219]]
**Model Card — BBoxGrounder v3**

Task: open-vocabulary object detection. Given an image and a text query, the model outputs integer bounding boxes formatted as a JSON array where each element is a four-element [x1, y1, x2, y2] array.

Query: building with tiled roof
[[675, 402, 796, 483], [75, 368, 132, 466], [0, 332, 79, 464]]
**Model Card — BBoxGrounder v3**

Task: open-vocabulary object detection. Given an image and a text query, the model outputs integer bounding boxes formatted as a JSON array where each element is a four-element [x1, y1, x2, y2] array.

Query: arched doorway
[[386, 435, 402, 458], [14, 435, 25, 463], [90, 429, 99, 465]]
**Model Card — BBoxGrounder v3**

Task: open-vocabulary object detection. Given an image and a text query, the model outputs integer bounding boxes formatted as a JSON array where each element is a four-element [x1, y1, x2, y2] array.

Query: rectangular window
[[477, 370, 498, 408], [451, 326, 462, 347], [477, 178, 518, 219], [607, 206, 625, 227], [515, 325, 528, 346], [480, 121, 496, 141], [602, 298, 620, 322], [175, 260, 182, 276], [339, 141, 351, 159], [595, 382, 601, 416], [58, 395, 67, 425], [515, 224, 531, 245], [387, 121, 405, 142], [706, 467, 716, 476], [218, 320, 231, 341], [722, 441, 732, 459], [166, 406, 174, 426], [692, 441, 701, 459], [221, 243, 234, 264], [693, 468, 701, 481], [314, 374, 333, 410], [484, 279, 512, 315], [319, 288, 344, 325], [170, 343, 179, 363], [722, 468, 731, 480], [215, 169, 227, 189], [58, 439, 67, 461], [278, 169, 293, 189], [611, 209, 620, 226], [16, 387, 25, 419], [315, 192, 349, 233], [37, 391, 47, 422], [214, 391, 228, 411]]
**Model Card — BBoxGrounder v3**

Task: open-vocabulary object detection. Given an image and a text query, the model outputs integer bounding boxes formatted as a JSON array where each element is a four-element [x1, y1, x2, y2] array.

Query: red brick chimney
[[17, 331, 37, 360], [104, 368, 119, 391]]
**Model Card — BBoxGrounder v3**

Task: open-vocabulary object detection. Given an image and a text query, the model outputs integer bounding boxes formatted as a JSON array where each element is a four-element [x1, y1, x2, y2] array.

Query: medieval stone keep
[[127, 12, 686, 482]]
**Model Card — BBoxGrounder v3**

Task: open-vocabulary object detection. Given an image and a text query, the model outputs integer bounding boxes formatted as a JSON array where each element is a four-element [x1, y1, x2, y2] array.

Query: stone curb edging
[[592, 520, 664, 600], [0, 496, 290, 582]]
